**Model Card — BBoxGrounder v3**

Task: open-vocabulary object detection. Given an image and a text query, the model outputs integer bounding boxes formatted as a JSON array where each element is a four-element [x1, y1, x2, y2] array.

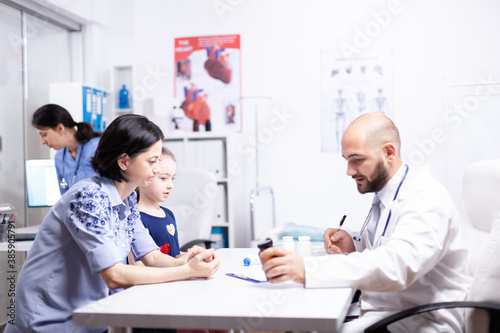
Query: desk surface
[[74, 248, 354, 331]]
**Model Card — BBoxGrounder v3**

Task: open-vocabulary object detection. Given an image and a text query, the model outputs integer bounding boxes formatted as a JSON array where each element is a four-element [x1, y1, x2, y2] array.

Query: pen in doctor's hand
[[337, 215, 347, 232], [327, 215, 346, 251]]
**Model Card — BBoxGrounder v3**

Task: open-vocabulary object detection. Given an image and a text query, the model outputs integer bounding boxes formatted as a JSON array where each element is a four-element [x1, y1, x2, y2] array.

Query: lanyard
[[60, 144, 85, 189], [354, 164, 409, 242]]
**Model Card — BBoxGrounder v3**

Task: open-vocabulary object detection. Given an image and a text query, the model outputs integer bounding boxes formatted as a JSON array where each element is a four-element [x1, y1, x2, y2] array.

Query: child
[[129, 147, 182, 264], [130, 148, 226, 333]]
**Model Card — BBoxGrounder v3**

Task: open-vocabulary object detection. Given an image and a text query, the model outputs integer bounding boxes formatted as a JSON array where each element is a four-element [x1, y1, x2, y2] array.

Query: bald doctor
[[260, 113, 470, 332]]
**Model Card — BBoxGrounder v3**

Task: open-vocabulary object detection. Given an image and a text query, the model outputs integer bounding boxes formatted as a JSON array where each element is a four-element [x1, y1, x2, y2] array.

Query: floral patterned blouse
[[6, 176, 158, 333]]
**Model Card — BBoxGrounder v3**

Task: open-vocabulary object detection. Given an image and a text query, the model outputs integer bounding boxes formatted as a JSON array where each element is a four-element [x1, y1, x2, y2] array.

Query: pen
[[337, 215, 347, 232], [226, 273, 264, 283]]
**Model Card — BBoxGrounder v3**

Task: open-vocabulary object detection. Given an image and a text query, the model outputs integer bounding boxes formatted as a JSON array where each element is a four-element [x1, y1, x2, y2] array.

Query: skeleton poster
[[320, 49, 393, 152]]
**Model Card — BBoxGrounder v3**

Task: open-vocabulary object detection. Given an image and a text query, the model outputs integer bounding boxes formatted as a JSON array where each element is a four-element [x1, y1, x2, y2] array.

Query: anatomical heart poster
[[174, 34, 241, 133]]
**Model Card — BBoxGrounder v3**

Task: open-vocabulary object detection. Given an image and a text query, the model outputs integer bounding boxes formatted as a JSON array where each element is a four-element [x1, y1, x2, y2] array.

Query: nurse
[[6, 114, 220, 333], [260, 112, 470, 332], [32, 104, 100, 194]]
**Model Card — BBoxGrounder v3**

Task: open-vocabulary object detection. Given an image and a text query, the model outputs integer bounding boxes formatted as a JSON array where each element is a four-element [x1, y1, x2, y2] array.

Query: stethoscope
[[60, 144, 85, 189], [353, 164, 409, 243]]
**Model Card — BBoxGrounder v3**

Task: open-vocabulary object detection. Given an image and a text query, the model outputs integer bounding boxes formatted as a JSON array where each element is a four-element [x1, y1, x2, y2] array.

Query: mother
[[6, 114, 220, 333]]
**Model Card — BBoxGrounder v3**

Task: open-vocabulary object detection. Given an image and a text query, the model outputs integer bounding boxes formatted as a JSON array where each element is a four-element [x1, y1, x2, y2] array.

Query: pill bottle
[[296, 236, 312, 257], [257, 238, 273, 264], [282, 236, 295, 252]]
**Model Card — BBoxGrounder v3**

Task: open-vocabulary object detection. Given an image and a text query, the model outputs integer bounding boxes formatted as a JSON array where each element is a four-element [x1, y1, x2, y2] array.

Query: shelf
[[163, 135, 233, 247], [164, 131, 230, 140], [111, 66, 133, 114], [212, 222, 229, 228], [113, 108, 134, 114]]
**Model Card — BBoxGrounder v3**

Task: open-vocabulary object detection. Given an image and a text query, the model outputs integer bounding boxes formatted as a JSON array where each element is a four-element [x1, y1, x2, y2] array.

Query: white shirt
[[304, 165, 471, 332]]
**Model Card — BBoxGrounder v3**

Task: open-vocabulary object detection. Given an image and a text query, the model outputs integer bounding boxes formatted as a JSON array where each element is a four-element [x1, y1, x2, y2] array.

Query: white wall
[[56, 0, 500, 246]]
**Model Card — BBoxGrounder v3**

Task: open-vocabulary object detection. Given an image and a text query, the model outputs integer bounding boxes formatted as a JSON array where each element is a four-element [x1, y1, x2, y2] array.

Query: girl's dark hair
[[32, 104, 100, 143], [92, 114, 164, 182]]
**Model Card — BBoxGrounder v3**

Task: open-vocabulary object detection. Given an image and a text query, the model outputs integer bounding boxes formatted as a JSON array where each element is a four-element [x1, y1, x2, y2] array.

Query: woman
[[32, 104, 101, 194], [6, 114, 220, 333]]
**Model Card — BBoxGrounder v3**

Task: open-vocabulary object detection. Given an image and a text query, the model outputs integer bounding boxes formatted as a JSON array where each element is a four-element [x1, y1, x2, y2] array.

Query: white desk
[[74, 248, 354, 332]]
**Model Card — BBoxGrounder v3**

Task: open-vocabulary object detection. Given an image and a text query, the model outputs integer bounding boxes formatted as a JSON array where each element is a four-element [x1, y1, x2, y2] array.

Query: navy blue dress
[[140, 207, 180, 257]]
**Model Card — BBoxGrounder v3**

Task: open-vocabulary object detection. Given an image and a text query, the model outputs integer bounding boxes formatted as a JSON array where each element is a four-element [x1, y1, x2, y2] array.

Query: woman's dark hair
[[92, 114, 164, 182], [32, 104, 100, 143]]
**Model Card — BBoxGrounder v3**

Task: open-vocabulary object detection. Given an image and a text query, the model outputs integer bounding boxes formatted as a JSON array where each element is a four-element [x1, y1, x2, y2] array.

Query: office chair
[[165, 167, 218, 251], [365, 159, 500, 333]]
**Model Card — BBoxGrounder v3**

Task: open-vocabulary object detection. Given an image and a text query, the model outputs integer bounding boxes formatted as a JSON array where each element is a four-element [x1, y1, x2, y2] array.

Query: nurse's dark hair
[[31, 104, 100, 143], [92, 114, 164, 182]]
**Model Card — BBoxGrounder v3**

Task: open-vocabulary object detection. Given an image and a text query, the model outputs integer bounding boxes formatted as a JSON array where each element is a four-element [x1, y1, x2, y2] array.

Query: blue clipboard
[[226, 273, 268, 283]]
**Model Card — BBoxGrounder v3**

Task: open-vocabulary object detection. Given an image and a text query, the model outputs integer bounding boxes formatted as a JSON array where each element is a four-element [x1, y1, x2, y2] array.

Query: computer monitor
[[25, 159, 61, 207]]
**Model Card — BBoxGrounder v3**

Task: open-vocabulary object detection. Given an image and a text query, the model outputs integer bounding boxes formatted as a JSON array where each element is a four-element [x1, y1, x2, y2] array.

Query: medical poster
[[174, 34, 241, 133], [320, 49, 393, 152]]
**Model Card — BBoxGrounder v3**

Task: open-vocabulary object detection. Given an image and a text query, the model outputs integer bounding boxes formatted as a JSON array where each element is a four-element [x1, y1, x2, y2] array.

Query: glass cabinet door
[[0, 3, 25, 226]]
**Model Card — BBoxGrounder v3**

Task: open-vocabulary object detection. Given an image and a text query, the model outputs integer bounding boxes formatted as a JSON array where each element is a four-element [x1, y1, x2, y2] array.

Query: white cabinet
[[163, 132, 233, 248], [49, 82, 111, 132]]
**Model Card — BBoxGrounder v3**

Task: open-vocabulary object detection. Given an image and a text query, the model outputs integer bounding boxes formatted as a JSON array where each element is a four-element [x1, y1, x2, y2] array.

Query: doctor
[[260, 112, 470, 332]]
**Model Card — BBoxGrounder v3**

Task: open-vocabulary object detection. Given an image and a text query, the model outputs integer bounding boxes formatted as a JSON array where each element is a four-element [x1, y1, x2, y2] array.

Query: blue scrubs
[[54, 136, 100, 195], [5, 176, 158, 333]]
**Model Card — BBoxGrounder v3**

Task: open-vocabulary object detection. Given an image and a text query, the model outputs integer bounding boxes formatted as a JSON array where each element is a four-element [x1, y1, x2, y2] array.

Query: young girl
[[130, 147, 182, 262], [6, 114, 220, 333], [130, 148, 224, 333]]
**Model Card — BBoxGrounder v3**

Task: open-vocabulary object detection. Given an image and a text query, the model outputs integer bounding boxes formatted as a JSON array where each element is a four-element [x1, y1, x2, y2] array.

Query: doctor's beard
[[354, 159, 389, 194]]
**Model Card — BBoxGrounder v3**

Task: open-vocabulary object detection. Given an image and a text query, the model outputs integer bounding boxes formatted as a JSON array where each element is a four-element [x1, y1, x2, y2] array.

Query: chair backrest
[[164, 167, 218, 247], [459, 159, 500, 333]]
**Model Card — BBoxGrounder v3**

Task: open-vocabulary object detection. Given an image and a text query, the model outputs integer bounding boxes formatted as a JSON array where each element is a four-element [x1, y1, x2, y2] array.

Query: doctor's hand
[[260, 247, 305, 284], [323, 228, 355, 254]]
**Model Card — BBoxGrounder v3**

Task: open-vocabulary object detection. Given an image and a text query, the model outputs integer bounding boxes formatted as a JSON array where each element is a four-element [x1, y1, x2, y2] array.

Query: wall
[[57, 0, 500, 246]]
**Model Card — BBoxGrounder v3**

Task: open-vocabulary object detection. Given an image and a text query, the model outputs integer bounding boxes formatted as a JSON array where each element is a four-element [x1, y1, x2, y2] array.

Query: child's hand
[[185, 246, 205, 262], [187, 249, 220, 278]]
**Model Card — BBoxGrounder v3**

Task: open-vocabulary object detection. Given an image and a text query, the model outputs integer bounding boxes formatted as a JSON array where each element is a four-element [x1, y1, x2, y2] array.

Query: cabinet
[[163, 132, 233, 248], [49, 82, 111, 132]]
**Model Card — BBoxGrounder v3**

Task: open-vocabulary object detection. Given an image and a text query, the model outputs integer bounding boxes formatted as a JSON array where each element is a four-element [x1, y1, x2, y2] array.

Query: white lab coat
[[304, 165, 471, 332]]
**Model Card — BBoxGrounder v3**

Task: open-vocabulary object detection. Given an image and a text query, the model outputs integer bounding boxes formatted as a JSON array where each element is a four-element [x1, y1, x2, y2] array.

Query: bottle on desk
[[257, 238, 273, 264], [296, 236, 312, 257], [281, 236, 295, 252]]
